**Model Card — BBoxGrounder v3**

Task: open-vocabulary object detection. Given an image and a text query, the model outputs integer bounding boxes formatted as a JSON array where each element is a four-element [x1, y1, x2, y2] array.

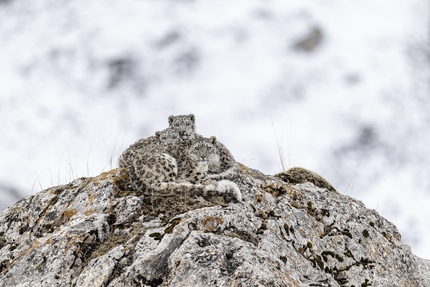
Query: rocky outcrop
[[0, 165, 429, 287]]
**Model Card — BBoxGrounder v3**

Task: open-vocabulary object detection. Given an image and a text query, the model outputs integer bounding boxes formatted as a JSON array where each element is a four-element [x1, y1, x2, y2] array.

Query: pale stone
[[0, 166, 428, 286]]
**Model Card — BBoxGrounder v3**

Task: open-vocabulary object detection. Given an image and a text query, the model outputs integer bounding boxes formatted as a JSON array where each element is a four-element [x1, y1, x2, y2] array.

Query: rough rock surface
[[0, 165, 429, 287]]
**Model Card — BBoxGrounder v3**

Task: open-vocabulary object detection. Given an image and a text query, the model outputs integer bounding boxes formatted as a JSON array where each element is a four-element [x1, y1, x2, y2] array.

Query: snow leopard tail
[[202, 180, 242, 202]]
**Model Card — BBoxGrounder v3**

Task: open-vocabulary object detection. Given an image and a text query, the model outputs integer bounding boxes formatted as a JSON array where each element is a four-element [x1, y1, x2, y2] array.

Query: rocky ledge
[[0, 165, 429, 287]]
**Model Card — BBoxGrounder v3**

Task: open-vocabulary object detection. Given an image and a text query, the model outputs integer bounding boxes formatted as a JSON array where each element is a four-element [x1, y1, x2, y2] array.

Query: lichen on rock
[[0, 166, 429, 286]]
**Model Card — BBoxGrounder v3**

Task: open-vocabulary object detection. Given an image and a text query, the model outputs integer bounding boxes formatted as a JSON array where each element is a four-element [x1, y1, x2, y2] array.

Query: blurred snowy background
[[1, 0, 429, 258]]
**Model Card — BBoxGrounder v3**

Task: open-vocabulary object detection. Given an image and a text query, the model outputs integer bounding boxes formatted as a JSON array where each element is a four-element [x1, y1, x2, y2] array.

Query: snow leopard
[[167, 114, 239, 181], [129, 135, 242, 202], [168, 114, 196, 140]]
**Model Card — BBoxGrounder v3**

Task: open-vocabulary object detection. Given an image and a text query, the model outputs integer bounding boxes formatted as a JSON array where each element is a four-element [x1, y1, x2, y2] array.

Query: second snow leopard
[[168, 114, 196, 140]]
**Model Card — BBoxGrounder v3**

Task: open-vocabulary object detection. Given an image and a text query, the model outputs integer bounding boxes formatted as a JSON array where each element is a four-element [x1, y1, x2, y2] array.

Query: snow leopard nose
[[200, 156, 207, 162], [179, 131, 188, 139]]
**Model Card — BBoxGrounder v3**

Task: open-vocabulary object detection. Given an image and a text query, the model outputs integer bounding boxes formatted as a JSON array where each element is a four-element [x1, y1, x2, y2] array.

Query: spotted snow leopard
[[168, 114, 196, 140], [167, 114, 239, 181], [128, 134, 241, 201]]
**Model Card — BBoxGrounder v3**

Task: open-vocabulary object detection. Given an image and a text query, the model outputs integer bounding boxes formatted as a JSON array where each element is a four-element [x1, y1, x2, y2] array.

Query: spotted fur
[[168, 114, 196, 140], [118, 128, 180, 169], [177, 136, 241, 201], [118, 128, 181, 193], [176, 136, 219, 183], [119, 129, 241, 202], [167, 114, 239, 180]]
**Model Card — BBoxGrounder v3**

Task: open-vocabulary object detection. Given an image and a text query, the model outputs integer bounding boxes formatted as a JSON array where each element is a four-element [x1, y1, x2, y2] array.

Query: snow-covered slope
[[0, 0, 429, 258]]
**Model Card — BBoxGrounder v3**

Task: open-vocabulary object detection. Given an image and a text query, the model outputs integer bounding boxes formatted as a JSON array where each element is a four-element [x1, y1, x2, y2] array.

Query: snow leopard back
[[118, 128, 180, 169]]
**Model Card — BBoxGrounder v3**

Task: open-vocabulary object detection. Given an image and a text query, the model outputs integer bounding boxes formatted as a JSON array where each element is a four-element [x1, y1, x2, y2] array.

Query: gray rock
[[0, 166, 429, 286], [293, 26, 323, 52]]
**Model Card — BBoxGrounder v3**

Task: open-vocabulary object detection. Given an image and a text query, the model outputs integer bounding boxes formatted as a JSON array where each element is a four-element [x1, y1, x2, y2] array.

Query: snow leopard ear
[[188, 114, 195, 123], [168, 115, 175, 125], [209, 136, 217, 144]]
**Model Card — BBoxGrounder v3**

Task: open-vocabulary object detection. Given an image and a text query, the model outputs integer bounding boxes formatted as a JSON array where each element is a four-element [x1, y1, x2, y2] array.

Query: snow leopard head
[[168, 114, 196, 140]]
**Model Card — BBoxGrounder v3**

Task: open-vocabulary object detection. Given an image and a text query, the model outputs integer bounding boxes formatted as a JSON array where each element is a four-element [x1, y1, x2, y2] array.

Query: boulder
[[0, 165, 428, 286]]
